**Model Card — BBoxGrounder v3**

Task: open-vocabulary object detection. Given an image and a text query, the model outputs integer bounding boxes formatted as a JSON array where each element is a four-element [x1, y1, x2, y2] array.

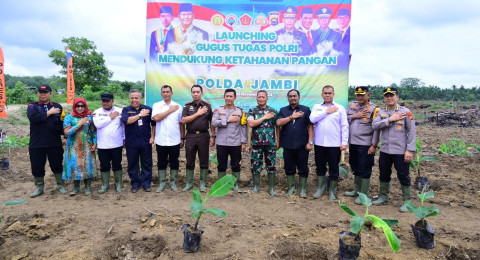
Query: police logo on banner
[[254, 14, 268, 26], [268, 12, 280, 26], [211, 14, 224, 27], [225, 14, 238, 27]]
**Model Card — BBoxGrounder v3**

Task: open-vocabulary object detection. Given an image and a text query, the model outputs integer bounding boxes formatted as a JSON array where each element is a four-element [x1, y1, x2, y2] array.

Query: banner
[[66, 47, 75, 104], [145, 0, 351, 110], [0, 46, 7, 118]]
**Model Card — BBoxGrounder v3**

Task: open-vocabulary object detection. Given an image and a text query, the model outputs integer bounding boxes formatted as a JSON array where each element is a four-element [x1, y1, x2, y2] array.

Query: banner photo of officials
[[145, 0, 352, 109]]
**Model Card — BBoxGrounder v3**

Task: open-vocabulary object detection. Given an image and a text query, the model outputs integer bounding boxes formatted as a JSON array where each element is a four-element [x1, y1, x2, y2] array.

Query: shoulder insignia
[[380, 113, 387, 117], [352, 105, 357, 109], [407, 111, 414, 120]]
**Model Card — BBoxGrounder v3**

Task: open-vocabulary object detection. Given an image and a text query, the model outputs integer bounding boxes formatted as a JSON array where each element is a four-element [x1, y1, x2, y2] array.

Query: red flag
[[0, 46, 7, 118], [66, 47, 75, 104]]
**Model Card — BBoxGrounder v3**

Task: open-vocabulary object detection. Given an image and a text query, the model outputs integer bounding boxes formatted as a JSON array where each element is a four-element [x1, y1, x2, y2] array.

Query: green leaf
[[405, 201, 418, 213], [368, 215, 401, 252], [351, 215, 364, 234], [381, 218, 399, 227], [424, 206, 440, 218], [357, 193, 372, 207], [206, 175, 236, 199], [192, 188, 202, 204], [190, 200, 204, 218], [203, 208, 227, 218], [339, 166, 348, 177], [418, 190, 434, 202], [338, 202, 358, 217], [421, 157, 440, 162], [0, 199, 27, 206]]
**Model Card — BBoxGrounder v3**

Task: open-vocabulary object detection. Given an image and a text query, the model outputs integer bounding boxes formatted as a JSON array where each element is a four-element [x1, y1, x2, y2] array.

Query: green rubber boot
[[355, 178, 371, 205], [251, 174, 260, 193], [98, 171, 110, 193], [299, 177, 307, 198], [286, 175, 296, 196], [329, 180, 338, 200], [373, 181, 390, 205], [84, 179, 92, 195], [113, 170, 123, 192], [199, 169, 208, 192], [400, 185, 412, 213], [232, 172, 241, 192], [70, 180, 80, 196], [313, 176, 326, 199], [30, 177, 45, 198], [156, 170, 167, 192], [170, 170, 178, 190], [54, 173, 66, 194], [218, 171, 226, 180], [345, 176, 361, 197], [183, 169, 194, 191], [268, 173, 276, 196]]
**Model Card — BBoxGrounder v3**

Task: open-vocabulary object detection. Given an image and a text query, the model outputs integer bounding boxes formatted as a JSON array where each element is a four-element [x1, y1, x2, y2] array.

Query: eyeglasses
[[76, 105, 85, 108]]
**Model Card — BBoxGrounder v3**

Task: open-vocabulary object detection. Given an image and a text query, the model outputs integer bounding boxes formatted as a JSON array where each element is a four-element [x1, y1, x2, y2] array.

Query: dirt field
[[0, 105, 479, 260]]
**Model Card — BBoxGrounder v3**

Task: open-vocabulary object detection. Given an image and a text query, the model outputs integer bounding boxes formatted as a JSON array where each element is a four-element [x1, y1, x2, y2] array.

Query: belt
[[187, 130, 208, 134]]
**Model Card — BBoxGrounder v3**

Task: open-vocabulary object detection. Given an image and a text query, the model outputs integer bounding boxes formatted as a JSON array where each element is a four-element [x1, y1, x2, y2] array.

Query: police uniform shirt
[[372, 105, 416, 154], [277, 104, 312, 149], [211, 105, 247, 146], [121, 104, 154, 149], [346, 101, 379, 146], [182, 100, 212, 133], [93, 106, 124, 149], [27, 101, 64, 148], [152, 100, 182, 146]]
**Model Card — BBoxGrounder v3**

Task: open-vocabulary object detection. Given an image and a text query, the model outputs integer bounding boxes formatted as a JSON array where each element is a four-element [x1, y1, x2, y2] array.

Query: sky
[[1, 0, 479, 88]]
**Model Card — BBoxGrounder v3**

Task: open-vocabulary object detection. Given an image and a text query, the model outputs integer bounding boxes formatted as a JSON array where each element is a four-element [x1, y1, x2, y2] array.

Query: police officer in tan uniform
[[372, 87, 416, 212], [211, 89, 247, 192], [181, 85, 215, 192], [345, 87, 379, 204]]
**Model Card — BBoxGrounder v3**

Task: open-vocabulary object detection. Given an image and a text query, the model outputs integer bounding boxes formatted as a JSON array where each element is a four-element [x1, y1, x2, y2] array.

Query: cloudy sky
[[1, 0, 479, 88]]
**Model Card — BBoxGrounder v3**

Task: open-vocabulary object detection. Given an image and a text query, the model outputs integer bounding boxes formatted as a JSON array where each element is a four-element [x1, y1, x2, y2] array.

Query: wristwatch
[[309, 141, 314, 145]]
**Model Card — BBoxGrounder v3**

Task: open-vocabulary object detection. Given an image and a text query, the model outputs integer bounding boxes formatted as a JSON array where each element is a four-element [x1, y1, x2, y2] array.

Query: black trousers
[[156, 144, 180, 170], [284, 147, 309, 177], [314, 145, 341, 180], [185, 132, 209, 170], [379, 152, 411, 186], [97, 146, 123, 172], [216, 145, 242, 172], [349, 144, 374, 179], [29, 146, 64, 177]]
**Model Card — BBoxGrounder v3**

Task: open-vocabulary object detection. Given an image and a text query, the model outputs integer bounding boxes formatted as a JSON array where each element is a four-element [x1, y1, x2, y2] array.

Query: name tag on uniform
[[138, 118, 143, 126]]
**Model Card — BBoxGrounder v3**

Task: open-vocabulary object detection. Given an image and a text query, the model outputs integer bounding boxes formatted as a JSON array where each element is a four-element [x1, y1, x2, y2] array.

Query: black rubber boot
[[30, 177, 45, 198]]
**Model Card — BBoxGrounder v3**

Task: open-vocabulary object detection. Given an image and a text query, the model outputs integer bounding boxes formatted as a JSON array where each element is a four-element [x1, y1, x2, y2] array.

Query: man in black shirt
[[27, 84, 65, 197], [276, 90, 313, 198]]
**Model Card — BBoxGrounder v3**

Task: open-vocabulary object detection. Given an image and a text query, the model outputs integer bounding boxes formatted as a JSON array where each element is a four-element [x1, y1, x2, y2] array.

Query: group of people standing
[[27, 83, 415, 212]]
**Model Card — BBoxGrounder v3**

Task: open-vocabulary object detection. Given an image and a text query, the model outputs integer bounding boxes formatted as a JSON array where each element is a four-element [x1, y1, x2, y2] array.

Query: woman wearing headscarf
[[63, 97, 97, 195]]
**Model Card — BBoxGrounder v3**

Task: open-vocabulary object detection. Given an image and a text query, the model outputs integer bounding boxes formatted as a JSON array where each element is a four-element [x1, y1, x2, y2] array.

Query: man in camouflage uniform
[[372, 87, 416, 212], [247, 90, 279, 195], [211, 89, 247, 192], [345, 87, 379, 204]]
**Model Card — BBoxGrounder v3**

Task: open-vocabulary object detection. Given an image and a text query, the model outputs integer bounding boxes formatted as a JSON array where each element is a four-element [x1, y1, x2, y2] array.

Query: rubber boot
[[400, 185, 412, 213], [156, 170, 167, 192], [355, 178, 371, 205], [268, 173, 276, 196], [251, 174, 260, 193], [183, 169, 194, 191], [329, 180, 338, 200], [218, 171, 226, 180], [286, 175, 296, 196], [313, 176, 326, 199], [345, 176, 361, 197], [53, 173, 67, 194], [232, 172, 241, 192], [98, 171, 110, 193], [170, 170, 178, 191], [84, 179, 92, 195], [199, 169, 208, 192], [373, 182, 390, 205], [30, 177, 45, 198], [113, 170, 123, 192], [299, 177, 307, 198], [70, 180, 80, 196]]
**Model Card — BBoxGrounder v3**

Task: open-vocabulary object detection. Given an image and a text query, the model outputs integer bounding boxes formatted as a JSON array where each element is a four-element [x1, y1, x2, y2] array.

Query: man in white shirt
[[309, 85, 349, 200], [93, 93, 125, 193], [152, 85, 185, 191]]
